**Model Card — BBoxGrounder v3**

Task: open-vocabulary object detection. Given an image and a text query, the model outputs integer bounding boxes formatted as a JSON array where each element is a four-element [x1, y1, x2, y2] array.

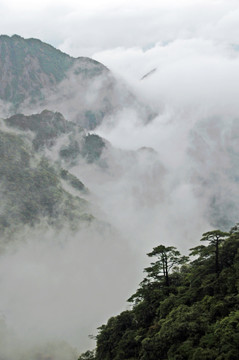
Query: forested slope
[[0, 124, 92, 235], [79, 227, 239, 360]]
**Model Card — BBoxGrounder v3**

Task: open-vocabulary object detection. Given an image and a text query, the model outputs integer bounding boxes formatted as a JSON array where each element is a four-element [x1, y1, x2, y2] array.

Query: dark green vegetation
[[0, 34, 107, 110], [5, 110, 77, 150], [84, 111, 104, 130], [81, 134, 106, 163], [5, 110, 106, 164], [59, 133, 107, 164], [60, 169, 88, 193], [0, 128, 92, 234], [0, 108, 107, 235], [0, 34, 155, 132], [79, 228, 239, 360]]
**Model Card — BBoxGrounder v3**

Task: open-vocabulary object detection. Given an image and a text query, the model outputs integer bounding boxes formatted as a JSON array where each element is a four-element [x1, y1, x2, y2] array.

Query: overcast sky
[[0, 0, 238, 57], [0, 0, 238, 85]]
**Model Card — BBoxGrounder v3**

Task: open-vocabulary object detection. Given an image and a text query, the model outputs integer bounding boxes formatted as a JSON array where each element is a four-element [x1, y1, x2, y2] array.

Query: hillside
[[0, 107, 106, 237], [0, 34, 107, 109], [80, 227, 239, 360], [0, 35, 154, 129], [4, 110, 107, 163]]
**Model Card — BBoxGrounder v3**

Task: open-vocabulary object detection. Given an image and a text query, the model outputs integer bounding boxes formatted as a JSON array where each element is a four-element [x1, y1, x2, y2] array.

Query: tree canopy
[[79, 225, 239, 360]]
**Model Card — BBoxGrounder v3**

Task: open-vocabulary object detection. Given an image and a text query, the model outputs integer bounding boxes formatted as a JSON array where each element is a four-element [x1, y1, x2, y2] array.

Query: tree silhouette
[[145, 245, 188, 287]]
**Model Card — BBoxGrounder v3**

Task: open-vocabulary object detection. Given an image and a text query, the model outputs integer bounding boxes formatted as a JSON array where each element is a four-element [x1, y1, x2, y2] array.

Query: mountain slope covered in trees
[[0, 124, 92, 235], [0, 34, 107, 109], [0, 35, 154, 129], [79, 227, 239, 360]]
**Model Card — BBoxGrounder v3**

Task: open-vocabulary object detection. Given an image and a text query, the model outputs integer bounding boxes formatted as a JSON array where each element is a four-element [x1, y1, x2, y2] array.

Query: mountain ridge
[[0, 34, 156, 129], [0, 34, 108, 111]]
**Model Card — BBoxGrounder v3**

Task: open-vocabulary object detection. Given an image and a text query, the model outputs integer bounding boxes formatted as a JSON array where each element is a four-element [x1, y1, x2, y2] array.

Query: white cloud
[[0, 223, 139, 355], [0, 0, 238, 56], [93, 38, 239, 118]]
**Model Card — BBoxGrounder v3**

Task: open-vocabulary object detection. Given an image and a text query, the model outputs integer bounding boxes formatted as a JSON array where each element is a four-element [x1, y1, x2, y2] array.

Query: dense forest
[[79, 226, 239, 360]]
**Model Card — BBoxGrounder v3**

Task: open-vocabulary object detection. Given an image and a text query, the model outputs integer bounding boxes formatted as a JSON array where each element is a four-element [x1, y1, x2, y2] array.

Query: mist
[[0, 221, 140, 357], [91, 37, 239, 234]]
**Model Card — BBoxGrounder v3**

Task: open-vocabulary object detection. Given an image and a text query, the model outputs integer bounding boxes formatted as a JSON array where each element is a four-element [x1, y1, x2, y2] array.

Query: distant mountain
[[0, 110, 99, 235], [5, 110, 77, 150], [0, 107, 162, 236], [0, 35, 155, 129], [5, 110, 107, 163], [0, 34, 107, 108]]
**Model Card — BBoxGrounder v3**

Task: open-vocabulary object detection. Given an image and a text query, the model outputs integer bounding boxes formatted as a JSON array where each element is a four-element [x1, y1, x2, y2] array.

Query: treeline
[[79, 226, 239, 360]]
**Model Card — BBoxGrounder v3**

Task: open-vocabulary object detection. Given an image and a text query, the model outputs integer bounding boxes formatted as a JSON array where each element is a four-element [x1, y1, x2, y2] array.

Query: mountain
[[0, 35, 155, 129], [4, 110, 107, 163], [0, 110, 98, 236], [0, 34, 107, 109]]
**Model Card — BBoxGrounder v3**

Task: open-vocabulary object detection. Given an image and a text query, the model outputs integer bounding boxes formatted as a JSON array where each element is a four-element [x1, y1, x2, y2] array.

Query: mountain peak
[[0, 34, 108, 110]]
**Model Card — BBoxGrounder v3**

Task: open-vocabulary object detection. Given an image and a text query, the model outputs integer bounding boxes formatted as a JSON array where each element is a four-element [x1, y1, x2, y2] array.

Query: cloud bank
[[0, 0, 238, 56], [0, 223, 139, 356]]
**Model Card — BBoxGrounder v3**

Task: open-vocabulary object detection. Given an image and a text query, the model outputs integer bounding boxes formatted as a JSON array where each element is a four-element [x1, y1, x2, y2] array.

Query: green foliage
[[81, 134, 105, 163], [96, 311, 138, 360], [59, 132, 106, 165], [0, 35, 73, 106], [0, 129, 91, 233], [0, 35, 107, 108], [190, 230, 229, 278], [60, 168, 88, 193], [146, 245, 188, 287], [59, 140, 80, 161], [80, 227, 239, 360], [78, 350, 96, 360], [5, 110, 76, 150], [83, 111, 105, 130], [5, 110, 106, 170], [84, 111, 98, 130]]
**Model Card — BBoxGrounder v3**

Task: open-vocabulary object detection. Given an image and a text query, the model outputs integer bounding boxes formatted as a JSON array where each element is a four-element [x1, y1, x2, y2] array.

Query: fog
[[0, 222, 139, 357], [92, 37, 239, 233]]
